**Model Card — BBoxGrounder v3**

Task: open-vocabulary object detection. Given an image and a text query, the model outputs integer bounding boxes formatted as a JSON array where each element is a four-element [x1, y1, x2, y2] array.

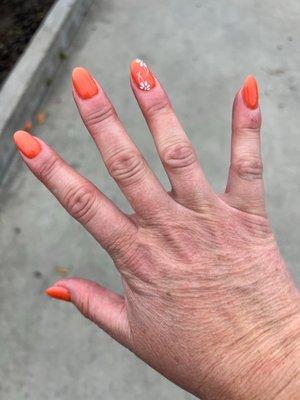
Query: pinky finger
[[224, 76, 265, 217]]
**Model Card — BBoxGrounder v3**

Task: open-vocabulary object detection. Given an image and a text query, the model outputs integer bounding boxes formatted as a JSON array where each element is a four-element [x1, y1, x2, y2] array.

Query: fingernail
[[242, 75, 259, 109], [130, 58, 156, 91], [46, 286, 71, 302], [13, 130, 41, 158], [72, 67, 98, 99]]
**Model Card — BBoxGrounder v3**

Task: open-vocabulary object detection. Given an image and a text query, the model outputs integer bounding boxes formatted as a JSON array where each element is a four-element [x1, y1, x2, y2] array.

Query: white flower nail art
[[135, 58, 147, 68], [132, 57, 155, 91], [139, 80, 151, 91]]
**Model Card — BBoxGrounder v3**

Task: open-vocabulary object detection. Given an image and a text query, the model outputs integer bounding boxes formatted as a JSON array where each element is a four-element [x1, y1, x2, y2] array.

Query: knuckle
[[232, 157, 263, 180], [107, 150, 145, 186], [85, 105, 116, 128], [105, 226, 137, 261], [144, 99, 172, 120], [63, 184, 97, 223], [39, 155, 63, 180], [235, 125, 260, 138], [162, 142, 198, 171]]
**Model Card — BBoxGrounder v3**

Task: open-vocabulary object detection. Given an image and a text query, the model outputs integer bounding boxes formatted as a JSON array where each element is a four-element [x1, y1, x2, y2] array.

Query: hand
[[13, 60, 300, 399]]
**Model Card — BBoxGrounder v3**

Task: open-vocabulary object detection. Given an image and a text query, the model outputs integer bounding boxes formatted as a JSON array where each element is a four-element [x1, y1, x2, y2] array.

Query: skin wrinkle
[[122, 214, 289, 305], [103, 221, 137, 261], [199, 326, 299, 400], [118, 205, 299, 399], [230, 343, 299, 400], [274, 370, 300, 400], [103, 186, 299, 399]]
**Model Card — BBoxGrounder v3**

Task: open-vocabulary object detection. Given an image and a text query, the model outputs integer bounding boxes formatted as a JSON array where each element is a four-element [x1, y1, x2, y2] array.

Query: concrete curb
[[0, 0, 93, 183]]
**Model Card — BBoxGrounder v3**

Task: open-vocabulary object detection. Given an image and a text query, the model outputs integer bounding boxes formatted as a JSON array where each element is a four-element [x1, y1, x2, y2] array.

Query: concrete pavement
[[1, 0, 300, 398]]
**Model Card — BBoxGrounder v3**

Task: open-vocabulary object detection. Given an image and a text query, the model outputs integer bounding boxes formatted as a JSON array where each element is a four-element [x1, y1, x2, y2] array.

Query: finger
[[71, 67, 172, 216], [46, 278, 131, 347], [13, 131, 137, 256], [130, 58, 215, 209], [224, 76, 265, 216]]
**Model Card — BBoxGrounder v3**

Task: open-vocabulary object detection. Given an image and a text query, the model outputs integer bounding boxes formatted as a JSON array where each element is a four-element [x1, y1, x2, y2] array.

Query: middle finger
[[130, 58, 215, 209]]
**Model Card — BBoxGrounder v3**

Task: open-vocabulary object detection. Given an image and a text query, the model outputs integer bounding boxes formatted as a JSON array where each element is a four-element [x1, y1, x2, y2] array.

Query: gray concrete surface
[[1, 0, 300, 399], [0, 0, 93, 182]]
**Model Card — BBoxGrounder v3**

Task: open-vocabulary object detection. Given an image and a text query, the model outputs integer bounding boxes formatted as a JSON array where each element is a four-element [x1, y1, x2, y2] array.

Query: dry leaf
[[23, 120, 33, 132], [36, 111, 47, 124], [55, 266, 69, 277]]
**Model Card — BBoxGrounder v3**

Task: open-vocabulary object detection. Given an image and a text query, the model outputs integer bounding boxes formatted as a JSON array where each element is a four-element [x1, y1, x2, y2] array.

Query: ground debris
[[55, 266, 70, 277]]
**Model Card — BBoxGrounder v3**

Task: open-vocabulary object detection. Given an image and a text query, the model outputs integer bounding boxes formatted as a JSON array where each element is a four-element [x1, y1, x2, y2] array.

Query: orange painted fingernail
[[13, 130, 41, 158], [72, 67, 98, 99], [242, 75, 259, 109], [46, 286, 71, 302], [130, 58, 156, 91]]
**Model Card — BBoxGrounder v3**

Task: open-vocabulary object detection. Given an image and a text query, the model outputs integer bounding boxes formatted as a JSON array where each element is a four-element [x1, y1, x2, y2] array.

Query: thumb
[[46, 277, 131, 347]]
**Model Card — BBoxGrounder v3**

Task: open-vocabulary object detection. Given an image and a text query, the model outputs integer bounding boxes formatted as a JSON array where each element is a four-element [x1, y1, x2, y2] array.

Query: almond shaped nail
[[13, 130, 41, 158], [130, 58, 155, 91], [242, 75, 259, 109], [46, 286, 71, 302], [72, 67, 98, 99]]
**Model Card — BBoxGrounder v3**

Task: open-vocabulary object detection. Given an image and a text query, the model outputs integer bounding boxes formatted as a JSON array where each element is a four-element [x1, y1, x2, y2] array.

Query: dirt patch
[[0, 0, 55, 87]]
